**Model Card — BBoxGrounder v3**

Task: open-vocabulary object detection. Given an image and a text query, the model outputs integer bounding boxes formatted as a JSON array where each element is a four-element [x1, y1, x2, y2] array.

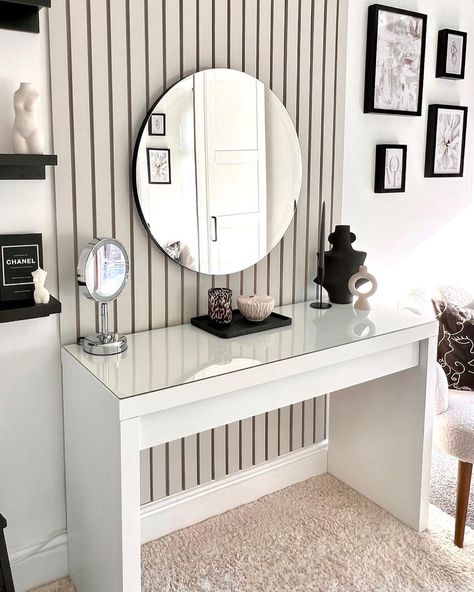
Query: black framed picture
[[436, 29, 467, 79], [364, 4, 427, 116], [374, 144, 407, 193], [148, 113, 166, 136], [147, 148, 171, 184], [425, 105, 468, 178]]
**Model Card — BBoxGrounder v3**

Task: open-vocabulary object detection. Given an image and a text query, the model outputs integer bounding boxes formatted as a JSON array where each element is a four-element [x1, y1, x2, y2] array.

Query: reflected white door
[[194, 70, 267, 274]]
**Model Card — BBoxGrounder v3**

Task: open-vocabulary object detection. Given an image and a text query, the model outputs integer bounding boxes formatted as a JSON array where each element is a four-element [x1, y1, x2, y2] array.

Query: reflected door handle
[[211, 216, 218, 242]]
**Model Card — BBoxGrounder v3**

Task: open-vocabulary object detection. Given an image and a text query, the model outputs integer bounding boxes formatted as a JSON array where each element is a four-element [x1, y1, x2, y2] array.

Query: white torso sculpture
[[32, 268, 50, 304], [12, 83, 44, 154]]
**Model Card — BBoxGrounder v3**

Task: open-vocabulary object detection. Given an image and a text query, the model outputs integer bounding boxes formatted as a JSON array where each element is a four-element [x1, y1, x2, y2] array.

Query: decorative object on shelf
[[374, 144, 407, 193], [0, 513, 15, 592], [318, 225, 367, 305], [147, 148, 171, 184], [348, 266, 378, 312], [191, 309, 292, 339], [425, 105, 468, 178], [364, 4, 427, 116], [208, 288, 233, 325], [237, 294, 274, 322], [148, 113, 166, 136], [12, 82, 44, 154], [0, 233, 42, 302], [0, 0, 51, 34], [311, 201, 331, 310], [77, 238, 130, 355], [32, 267, 50, 304], [436, 29, 467, 80]]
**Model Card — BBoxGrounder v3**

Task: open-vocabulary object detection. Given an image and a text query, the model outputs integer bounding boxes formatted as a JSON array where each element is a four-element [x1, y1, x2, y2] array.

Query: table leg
[[328, 337, 436, 531]]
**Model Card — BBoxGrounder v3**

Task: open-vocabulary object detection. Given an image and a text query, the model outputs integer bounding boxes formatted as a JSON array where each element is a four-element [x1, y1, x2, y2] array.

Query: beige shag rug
[[31, 474, 474, 592]]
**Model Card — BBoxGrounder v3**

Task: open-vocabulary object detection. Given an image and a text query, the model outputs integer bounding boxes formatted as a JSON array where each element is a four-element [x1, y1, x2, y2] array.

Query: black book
[[0, 233, 43, 303]]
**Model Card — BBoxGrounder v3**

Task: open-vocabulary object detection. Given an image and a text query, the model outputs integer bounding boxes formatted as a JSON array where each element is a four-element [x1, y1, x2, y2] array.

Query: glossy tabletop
[[63, 302, 436, 400]]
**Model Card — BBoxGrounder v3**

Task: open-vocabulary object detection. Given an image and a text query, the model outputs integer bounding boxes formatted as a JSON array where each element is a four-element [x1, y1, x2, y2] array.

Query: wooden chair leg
[[454, 461, 473, 548]]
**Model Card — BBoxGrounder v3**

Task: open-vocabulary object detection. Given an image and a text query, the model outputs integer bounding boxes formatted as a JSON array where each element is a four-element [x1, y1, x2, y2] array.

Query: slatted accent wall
[[48, 0, 347, 504]]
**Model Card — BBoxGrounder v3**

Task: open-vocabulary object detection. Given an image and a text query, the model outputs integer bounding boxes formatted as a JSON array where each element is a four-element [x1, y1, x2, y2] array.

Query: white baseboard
[[10, 533, 68, 592], [140, 440, 328, 543], [10, 442, 327, 590]]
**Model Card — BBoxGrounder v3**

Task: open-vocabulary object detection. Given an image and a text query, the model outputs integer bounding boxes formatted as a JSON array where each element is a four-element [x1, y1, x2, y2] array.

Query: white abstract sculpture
[[348, 265, 378, 311], [32, 268, 50, 304], [12, 83, 44, 154]]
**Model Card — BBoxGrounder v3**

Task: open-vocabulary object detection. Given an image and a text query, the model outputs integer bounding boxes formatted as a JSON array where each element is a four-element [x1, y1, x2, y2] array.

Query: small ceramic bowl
[[237, 294, 275, 322]]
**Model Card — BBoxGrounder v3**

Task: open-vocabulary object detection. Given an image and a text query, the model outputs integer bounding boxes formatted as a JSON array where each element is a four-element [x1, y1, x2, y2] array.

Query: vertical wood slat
[[50, 0, 344, 504]]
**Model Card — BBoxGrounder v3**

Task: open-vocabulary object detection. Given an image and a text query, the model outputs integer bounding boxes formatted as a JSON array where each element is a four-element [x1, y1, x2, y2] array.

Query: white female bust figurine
[[12, 83, 44, 154], [31, 268, 50, 304]]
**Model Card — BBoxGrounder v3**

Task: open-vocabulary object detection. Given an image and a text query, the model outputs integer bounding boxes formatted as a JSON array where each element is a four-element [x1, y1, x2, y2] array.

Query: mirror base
[[82, 333, 128, 356]]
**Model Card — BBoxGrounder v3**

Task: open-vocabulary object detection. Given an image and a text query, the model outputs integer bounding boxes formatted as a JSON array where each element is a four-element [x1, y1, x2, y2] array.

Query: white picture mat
[[384, 148, 404, 189], [374, 9, 424, 112], [445, 34, 464, 75], [434, 108, 465, 174]]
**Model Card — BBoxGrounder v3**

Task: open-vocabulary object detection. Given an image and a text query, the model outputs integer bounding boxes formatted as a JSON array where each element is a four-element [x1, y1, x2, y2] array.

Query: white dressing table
[[62, 302, 438, 591]]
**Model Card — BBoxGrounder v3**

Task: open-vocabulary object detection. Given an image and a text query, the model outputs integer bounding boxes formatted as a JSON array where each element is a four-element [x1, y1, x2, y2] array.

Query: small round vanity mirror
[[77, 238, 130, 355], [133, 68, 302, 276]]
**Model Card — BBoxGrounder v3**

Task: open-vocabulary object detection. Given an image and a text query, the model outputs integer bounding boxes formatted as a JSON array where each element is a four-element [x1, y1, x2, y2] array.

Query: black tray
[[191, 309, 292, 338]]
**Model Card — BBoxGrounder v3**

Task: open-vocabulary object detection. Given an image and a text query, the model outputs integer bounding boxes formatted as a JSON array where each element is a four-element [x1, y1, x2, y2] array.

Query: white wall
[[0, 12, 67, 591], [342, 0, 474, 303]]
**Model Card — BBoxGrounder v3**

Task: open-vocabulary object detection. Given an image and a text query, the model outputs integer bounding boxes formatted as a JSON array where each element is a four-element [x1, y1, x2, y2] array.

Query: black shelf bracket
[[0, 154, 57, 180], [0, 0, 51, 34]]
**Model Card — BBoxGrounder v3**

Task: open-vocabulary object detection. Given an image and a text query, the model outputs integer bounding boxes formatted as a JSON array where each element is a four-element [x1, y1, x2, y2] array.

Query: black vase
[[314, 225, 367, 305]]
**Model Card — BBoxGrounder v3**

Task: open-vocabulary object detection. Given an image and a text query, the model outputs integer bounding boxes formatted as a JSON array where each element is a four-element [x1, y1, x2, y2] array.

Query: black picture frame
[[148, 113, 166, 136], [436, 29, 467, 79], [374, 144, 407, 193], [425, 105, 468, 178], [147, 148, 171, 184], [364, 4, 427, 116]]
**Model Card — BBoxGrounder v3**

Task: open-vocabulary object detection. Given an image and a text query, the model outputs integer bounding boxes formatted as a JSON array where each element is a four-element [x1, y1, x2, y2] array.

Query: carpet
[[431, 445, 474, 529], [31, 473, 474, 592]]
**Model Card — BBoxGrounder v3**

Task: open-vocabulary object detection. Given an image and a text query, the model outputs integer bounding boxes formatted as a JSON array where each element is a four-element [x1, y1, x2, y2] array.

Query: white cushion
[[435, 390, 474, 464]]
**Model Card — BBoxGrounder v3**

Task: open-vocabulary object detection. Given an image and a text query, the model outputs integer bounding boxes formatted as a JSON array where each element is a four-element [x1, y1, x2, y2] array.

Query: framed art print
[[425, 105, 468, 178], [364, 4, 427, 116], [148, 113, 166, 136], [147, 148, 171, 184], [436, 30, 467, 79], [374, 144, 407, 193]]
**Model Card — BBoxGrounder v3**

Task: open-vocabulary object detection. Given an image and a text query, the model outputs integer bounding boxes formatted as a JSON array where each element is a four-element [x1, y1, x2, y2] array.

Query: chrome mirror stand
[[82, 302, 127, 355]]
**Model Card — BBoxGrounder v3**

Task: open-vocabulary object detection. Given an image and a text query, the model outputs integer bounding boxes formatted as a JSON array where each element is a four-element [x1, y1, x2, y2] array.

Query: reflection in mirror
[[133, 68, 302, 276]]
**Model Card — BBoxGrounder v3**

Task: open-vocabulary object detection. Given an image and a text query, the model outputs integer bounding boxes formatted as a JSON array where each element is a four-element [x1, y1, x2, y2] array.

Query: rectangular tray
[[191, 309, 292, 338]]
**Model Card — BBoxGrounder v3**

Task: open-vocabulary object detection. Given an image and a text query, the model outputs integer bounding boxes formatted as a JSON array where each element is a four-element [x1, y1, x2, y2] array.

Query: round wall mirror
[[77, 238, 130, 355], [133, 68, 302, 276]]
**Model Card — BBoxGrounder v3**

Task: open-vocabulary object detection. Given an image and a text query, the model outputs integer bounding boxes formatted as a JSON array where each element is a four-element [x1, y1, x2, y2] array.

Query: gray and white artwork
[[434, 108, 465, 175], [446, 34, 464, 76], [384, 148, 404, 189], [374, 10, 424, 112]]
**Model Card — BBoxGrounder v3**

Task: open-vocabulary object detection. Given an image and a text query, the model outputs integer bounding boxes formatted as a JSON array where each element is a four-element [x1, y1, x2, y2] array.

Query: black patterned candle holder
[[208, 288, 232, 325]]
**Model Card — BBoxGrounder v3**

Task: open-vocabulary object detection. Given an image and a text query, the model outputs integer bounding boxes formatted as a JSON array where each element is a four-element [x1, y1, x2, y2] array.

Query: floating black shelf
[[0, 295, 61, 324], [0, 0, 51, 34], [0, 154, 57, 180]]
